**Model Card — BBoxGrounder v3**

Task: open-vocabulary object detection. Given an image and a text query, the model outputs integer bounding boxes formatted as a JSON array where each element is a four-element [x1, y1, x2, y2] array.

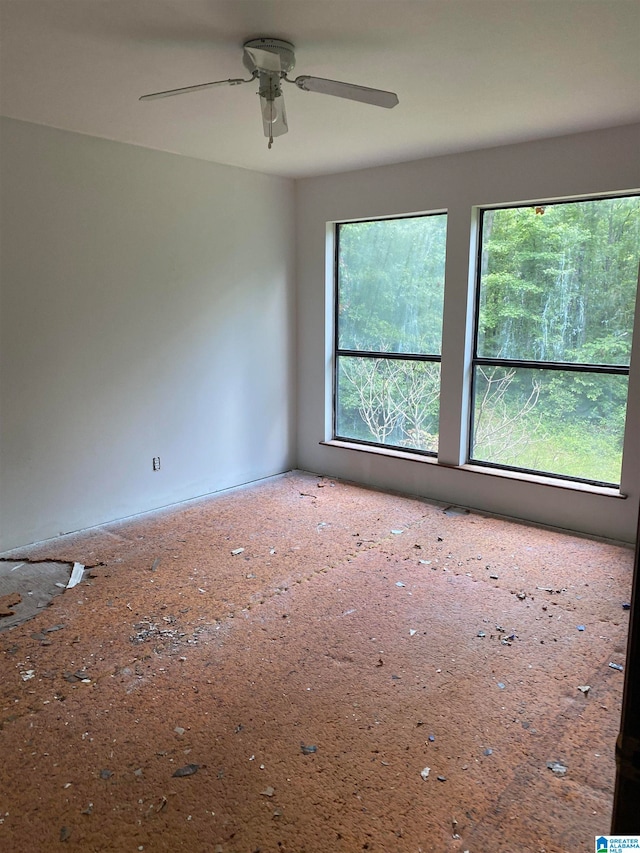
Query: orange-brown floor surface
[[0, 471, 633, 852]]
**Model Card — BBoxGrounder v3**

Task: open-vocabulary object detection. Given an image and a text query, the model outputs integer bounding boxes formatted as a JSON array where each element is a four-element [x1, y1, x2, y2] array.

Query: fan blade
[[139, 77, 250, 101], [293, 75, 398, 108], [244, 46, 282, 74], [260, 95, 288, 138]]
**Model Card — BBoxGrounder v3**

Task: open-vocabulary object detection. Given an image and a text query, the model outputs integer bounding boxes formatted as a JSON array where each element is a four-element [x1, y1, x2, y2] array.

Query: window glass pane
[[338, 215, 446, 354], [336, 356, 440, 452], [477, 197, 640, 364], [471, 365, 628, 484]]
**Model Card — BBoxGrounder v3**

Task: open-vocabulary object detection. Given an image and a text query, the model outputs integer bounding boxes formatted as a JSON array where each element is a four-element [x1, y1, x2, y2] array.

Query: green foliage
[[338, 215, 446, 355], [472, 195, 639, 483], [336, 214, 445, 452], [471, 367, 628, 483], [478, 198, 640, 364]]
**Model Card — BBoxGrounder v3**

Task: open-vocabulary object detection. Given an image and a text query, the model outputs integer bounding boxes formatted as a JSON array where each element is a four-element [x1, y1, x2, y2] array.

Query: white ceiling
[[1, 0, 639, 178]]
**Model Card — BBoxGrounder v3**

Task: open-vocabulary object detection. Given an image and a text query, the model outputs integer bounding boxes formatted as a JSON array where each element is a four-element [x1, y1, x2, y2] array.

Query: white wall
[[0, 118, 296, 551], [2, 120, 639, 550], [296, 124, 640, 543]]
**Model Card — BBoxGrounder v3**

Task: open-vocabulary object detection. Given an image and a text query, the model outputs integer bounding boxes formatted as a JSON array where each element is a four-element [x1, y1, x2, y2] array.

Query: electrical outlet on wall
[[152, 457, 161, 471]]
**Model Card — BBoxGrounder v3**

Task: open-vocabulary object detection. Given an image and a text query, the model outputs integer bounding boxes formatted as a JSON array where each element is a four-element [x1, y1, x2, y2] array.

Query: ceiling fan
[[140, 37, 399, 148]]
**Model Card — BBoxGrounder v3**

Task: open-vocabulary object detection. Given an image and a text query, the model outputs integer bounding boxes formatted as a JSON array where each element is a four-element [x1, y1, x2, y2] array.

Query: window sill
[[320, 439, 626, 499]]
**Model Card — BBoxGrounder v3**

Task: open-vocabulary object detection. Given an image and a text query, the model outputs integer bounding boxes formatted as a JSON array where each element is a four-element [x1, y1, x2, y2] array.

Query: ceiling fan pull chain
[[268, 132, 274, 149]]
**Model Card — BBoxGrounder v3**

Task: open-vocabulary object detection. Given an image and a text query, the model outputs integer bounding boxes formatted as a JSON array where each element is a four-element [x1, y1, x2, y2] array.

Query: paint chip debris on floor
[[0, 560, 86, 629], [0, 472, 633, 852]]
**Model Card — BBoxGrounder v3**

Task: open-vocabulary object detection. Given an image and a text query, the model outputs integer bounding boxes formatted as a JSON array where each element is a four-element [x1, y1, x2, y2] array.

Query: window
[[332, 194, 640, 490], [334, 213, 447, 453], [470, 196, 640, 486]]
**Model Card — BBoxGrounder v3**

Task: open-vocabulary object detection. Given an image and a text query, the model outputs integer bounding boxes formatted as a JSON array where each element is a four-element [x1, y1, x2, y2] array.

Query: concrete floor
[[0, 471, 633, 852]]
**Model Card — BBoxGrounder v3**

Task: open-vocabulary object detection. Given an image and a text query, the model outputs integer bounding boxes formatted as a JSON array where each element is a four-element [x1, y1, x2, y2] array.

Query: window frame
[[467, 196, 639, 488], [332, 212, 445, 457], [329, 192, 639, 493]]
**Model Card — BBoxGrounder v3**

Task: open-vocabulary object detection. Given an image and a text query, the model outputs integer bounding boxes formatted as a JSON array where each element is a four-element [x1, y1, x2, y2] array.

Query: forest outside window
[[470, 195, 640, 486], [334, 213, 447, 453]]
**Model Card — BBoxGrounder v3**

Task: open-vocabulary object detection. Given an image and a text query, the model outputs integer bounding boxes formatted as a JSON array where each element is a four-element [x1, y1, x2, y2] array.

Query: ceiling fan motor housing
[[242, 38, 296, 75]]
